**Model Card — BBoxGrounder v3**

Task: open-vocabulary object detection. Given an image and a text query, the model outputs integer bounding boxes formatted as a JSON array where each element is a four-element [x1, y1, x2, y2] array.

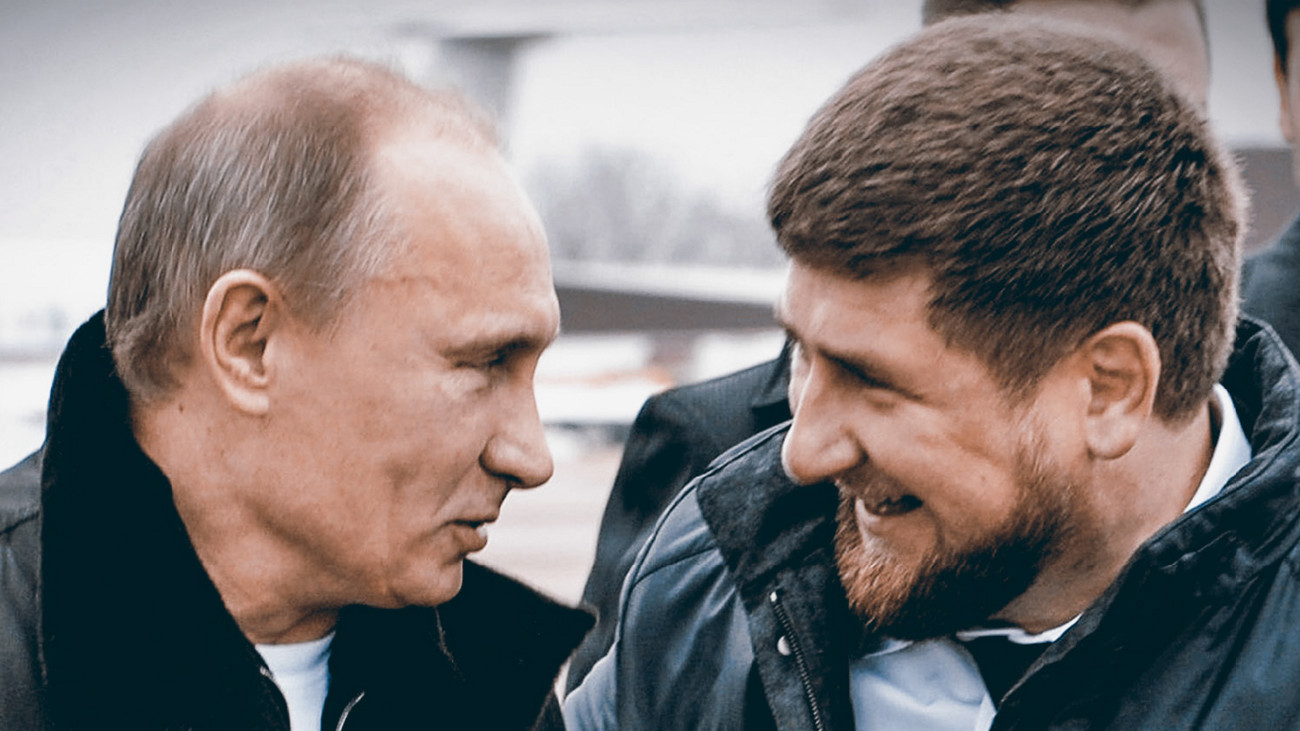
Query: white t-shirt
[[256, 633, 334, 731]]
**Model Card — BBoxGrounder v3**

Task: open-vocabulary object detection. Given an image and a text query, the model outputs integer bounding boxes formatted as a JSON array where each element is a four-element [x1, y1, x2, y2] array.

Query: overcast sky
[[0, 0, 1283, 335]]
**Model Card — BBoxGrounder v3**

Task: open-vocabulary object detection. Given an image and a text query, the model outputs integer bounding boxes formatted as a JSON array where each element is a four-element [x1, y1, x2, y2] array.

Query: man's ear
[[1073, 322, 1161, 460], [199, 270, 281, 416], [1277, 54, 1294, 145]]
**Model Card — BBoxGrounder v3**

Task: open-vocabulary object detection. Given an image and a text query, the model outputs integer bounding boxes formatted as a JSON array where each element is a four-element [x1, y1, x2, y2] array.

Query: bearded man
[[564, 0, 1213, 694], [564, 15, 1300, 730]]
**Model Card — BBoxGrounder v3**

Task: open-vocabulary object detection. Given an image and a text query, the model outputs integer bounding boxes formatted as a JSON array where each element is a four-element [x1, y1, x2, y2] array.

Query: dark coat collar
[[39, 312, 591, 729], [695, 424, 857, 730]]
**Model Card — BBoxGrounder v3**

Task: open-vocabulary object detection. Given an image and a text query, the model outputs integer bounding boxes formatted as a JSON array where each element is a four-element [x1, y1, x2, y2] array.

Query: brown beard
[[834, 436, 1078, 640]]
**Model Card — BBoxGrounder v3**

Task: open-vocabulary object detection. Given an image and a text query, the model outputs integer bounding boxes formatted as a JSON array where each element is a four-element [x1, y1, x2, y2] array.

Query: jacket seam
[[0, 506, 39, 537], [628, 541, 723, 589]]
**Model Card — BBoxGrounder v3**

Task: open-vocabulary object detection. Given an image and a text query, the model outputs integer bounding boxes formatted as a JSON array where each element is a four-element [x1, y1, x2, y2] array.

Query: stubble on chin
[[833, 459, 1075, 640]]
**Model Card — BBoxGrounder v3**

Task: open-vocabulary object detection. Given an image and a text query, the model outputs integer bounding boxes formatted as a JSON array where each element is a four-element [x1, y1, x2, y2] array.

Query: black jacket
[[1244, 213, 1300, 358], [565, 319, 1300, 730], [0, 313, 592, 730], [567, 346, 791, 690]]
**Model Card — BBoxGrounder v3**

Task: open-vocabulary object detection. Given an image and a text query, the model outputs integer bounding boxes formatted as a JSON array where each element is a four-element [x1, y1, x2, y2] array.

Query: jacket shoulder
[[622, 420, 792, 585], [0, 449, 44, 730], [566, 481, 755, 730], [0, 449, 41, 608], [638, 356, 789, 450], [658, 356, 786, 409], [0, 449, 42, 533], [623, 480, 723, 585]]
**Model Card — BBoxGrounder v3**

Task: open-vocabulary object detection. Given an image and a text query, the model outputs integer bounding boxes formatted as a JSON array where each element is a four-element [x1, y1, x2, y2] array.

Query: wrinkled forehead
[[373, 130, 547, 258], [361, 128, 557, 325]]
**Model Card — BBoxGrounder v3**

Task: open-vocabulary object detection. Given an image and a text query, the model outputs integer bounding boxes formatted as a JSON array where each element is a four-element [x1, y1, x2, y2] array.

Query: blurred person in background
[[565, 0, 1210, 693], [0, 57, 591, 730], [1243, 0, 1300, 356], [564, 15, 1300, 729]]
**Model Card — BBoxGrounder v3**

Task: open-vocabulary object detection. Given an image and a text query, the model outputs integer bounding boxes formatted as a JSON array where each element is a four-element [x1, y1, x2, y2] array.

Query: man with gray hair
[[0, 57, 591, 730], [567, 15, 1300, 730]]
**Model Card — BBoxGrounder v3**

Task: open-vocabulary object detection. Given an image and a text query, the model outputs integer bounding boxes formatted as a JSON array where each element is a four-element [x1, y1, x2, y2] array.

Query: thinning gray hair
[[106, 57, 497, 402]]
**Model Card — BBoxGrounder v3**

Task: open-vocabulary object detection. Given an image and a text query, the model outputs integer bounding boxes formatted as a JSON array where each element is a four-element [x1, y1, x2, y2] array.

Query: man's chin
[[833, 496, 1049, 639], [383, 561, 465, 609]]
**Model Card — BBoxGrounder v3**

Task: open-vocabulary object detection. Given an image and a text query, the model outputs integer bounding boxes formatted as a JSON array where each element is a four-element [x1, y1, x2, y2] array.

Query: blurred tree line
[[525, 147, 785, 268]]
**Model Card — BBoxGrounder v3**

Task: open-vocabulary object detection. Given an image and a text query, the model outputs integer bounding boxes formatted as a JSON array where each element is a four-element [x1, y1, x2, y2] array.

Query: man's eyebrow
[[775, 322, 913, 395], [444, 330, 555, 361]]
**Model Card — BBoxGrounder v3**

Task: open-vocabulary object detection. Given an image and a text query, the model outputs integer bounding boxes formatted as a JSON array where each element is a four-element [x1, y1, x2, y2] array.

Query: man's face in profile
[[250, 134, 561, 610], [780, 264, 1094, 638]]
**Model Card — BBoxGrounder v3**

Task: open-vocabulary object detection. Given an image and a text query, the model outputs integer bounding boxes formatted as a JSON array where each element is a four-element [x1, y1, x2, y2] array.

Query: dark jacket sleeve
[[566, 353, 791, 691], [1242, 217, 1300, 359], [563, 484, 754, 730], [565, 390, 737, 689], [0, 449, 45, 730]]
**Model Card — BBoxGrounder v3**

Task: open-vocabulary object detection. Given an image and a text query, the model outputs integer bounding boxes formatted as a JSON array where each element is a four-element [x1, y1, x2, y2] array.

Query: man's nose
[[781, 361, 863, 485], [482, 389, 554, 489]]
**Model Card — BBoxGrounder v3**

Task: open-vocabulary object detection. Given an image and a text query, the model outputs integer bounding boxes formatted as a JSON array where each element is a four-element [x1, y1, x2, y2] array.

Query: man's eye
[[465, 346, 526, 372], [465, 353, 508, 371], [829, 357, 891, 392]]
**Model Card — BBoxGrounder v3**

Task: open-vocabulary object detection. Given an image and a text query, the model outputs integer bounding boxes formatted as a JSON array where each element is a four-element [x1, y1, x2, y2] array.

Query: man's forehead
[[440, 319, 560, 365], [776, 263, 933, 329]]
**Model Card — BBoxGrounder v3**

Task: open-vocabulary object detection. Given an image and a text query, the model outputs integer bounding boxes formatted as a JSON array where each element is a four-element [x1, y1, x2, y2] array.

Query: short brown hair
[[769, 16, 1245, 422], [106, 57, 496, 401]]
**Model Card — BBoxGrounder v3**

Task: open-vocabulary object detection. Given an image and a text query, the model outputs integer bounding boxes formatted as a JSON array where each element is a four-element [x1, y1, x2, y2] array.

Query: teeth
[[474, 523, 489, 540], [865, 494, 922, 516]]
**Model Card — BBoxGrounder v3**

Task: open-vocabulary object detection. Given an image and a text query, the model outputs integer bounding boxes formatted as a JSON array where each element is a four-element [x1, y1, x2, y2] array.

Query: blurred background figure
[[1243, 0, 1300, 355], [925, 0, 1210, 108]]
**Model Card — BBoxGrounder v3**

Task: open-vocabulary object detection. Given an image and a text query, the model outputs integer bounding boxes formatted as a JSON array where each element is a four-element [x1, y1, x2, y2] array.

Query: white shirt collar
[[1187, 383, 1252, 513]]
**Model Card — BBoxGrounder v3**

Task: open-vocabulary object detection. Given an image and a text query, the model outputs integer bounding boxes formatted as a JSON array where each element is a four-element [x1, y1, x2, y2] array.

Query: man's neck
[[996, 399, 1216, 634], [134, 396, 340, 645]]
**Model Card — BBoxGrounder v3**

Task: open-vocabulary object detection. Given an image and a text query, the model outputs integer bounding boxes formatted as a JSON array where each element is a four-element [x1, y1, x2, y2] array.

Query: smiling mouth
[[837, 474, 924, 519], [858, 494, 923, 517]]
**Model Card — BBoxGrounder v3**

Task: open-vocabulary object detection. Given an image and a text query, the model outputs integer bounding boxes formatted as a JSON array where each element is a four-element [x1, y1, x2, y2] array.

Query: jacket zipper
[[335, 692, 366, 731], [260, 664, 362, 731], [769, 589, 827, 731]]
